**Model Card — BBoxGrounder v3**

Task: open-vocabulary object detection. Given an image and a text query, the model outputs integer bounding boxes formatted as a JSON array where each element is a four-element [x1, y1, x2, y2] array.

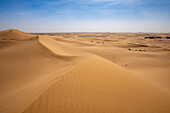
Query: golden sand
[[0, 29, 170, 113]]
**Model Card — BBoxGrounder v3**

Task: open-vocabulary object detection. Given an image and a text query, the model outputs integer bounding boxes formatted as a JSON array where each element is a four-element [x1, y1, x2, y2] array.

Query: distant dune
[[0, 29, 170, 113]]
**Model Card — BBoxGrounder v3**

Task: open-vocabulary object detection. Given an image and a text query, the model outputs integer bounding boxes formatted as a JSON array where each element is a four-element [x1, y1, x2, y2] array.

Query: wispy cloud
[[0, 0, 170, 32], [74, 0, 142, 6]]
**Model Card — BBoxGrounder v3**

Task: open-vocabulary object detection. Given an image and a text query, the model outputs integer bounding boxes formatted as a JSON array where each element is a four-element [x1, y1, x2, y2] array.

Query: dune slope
[[0, 30, 82, 113], [23, 56, 170, 113], [0, 29, 35, 40]]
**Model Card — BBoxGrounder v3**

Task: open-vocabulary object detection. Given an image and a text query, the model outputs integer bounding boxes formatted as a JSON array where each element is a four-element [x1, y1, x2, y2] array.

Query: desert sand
[[0, 29, 170, 113]]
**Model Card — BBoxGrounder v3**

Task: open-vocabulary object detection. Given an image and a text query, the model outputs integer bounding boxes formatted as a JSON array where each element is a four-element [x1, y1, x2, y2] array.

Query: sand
[[0, 29, 170, 113]]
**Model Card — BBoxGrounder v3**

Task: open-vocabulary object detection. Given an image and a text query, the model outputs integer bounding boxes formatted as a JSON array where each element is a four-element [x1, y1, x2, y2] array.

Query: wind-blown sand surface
[[0, 29, 170, 113]]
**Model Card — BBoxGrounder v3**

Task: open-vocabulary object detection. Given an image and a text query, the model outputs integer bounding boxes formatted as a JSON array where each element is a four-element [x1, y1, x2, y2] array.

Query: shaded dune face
[[0, 29, 170, 113]]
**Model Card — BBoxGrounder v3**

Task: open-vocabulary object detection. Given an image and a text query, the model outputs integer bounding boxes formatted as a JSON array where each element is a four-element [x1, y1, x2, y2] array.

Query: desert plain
[[0, 29, 170, 113]]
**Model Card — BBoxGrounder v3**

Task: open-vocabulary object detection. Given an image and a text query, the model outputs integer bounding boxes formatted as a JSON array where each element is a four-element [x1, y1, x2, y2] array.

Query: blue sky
[[0, 0, 170, 32]]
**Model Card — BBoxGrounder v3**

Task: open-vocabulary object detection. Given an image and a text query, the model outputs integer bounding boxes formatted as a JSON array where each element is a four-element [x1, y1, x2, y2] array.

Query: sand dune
[[0, 29, 35, 40], [0, 30, 83, 113], [0, 29, 170, 113], [23, 55, 170, 113]]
